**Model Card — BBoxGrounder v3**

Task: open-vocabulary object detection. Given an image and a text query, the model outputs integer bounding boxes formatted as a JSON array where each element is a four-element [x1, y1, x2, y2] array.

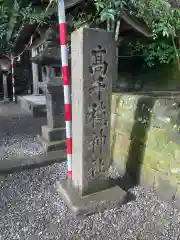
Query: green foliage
[[94, 0, 131, 31], [134, 0, 180, 38], [0, 0, 57, 56], [133, 0, 180, 67], [129, 38, 180, 67], [94, 0, 132, 20], [71, 0, 179, 67], [94, 0, 180, 67], [69, 0, 131, 31]]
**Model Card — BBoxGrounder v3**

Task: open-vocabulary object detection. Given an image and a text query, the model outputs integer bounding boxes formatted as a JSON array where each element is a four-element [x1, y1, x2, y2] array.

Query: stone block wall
[[111, 93, 180, 207]]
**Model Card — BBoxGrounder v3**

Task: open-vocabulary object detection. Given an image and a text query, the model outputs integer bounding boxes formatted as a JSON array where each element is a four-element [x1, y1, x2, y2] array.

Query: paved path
[[0, 102, 45, 160]]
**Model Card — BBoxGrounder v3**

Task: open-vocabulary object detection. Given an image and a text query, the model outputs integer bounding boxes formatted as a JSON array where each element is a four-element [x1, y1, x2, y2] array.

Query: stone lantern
[[31, 26, 70, 152]]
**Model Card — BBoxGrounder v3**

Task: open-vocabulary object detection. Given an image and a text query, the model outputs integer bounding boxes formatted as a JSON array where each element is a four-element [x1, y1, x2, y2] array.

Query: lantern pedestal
[[2, 73, 9, 102], [38, 81, 66, 152]]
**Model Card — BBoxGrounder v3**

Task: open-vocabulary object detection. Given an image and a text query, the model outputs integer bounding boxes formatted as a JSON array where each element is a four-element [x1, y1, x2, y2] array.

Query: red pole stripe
[[68, 170, 72, 179], [62, 66, 70, 85], [11, 74, 14, 78], [59, 23, 67, 45], [64, 104, 71, 121], [66, 138, 72, 154], [11, 63, 14, 68]]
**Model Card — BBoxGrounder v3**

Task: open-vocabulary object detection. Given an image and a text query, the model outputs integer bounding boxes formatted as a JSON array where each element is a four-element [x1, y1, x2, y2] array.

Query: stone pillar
[[72, 29, 114, 195], [2, 73, 8, 101], [31, 48, 39, 95], [56, 28, 126, 217]]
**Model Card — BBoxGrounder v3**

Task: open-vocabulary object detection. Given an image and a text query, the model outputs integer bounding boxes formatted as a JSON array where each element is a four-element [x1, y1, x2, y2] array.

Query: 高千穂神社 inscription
[[87, 45, 108, 179]]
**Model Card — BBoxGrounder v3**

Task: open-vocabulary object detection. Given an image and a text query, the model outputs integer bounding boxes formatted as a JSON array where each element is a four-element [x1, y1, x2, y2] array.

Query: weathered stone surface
[[71, 28, 116, 196], [174, 185, 180, 209], [37, 135, 66, 152], [56, 179, 126, 217], [2, 74, 8, 101], [154, 175, 177, 202], [111, 92, 180, 202], [45, 87, 64, 128], [174, 195, 180, 209], [113, 133, 130, 155], [38, 65, 64, 127], [17, 95, 46, 118], [34, 60, 65, 151], [37, 80, 65, 151], [57, 28, 127, 216], [0, 150, 66, 173], [41, 125, 66, 142]]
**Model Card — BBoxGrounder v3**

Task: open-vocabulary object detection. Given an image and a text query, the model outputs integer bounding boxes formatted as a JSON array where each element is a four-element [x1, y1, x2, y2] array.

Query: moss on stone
[[113, 133, 130, 154], [111, 92, 180, 191]]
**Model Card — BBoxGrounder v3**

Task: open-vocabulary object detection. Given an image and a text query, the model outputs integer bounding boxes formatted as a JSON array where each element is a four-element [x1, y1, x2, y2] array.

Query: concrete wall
[[110, 93, 180, 207]]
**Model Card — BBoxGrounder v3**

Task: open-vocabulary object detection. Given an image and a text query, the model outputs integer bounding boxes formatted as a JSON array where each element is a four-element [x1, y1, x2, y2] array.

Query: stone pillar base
[[37, 125, 66, 152], [56, 179, 127, 218]]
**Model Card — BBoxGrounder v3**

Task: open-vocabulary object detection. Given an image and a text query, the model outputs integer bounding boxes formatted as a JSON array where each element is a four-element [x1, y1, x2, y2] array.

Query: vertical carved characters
[[89, 45, 108, 100], [86, 101, 108, 128], [87, 45, 109, 178], [89, 45, 108, 75], [90, 156, 105, 177], [88, 129, 107, 154]]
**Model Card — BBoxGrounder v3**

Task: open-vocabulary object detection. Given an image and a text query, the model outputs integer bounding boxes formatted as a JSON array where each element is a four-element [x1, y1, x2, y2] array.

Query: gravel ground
[[0, 163, 180, 240], [0, 102, 45, 160], [0, 102, 180, 240]]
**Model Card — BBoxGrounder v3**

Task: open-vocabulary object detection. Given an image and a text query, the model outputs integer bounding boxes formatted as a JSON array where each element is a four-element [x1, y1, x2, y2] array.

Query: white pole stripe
[[11, 57, 15, 102], [65, 121, 72, 138], [61, 45, 68, 67], [58, 0, 66, 24], [67, 154, 72, 170], [64, 85, 70, 104]]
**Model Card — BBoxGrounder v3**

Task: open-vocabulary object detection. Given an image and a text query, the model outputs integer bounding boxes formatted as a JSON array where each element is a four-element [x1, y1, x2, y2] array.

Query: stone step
[[41, 125, 66, 142], [37, 134, 66, 152]]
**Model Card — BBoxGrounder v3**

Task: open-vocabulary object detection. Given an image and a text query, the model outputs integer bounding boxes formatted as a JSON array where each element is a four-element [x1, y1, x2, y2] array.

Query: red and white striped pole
[[58, 0, 72, 179], [11, 56, 15, 102]]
